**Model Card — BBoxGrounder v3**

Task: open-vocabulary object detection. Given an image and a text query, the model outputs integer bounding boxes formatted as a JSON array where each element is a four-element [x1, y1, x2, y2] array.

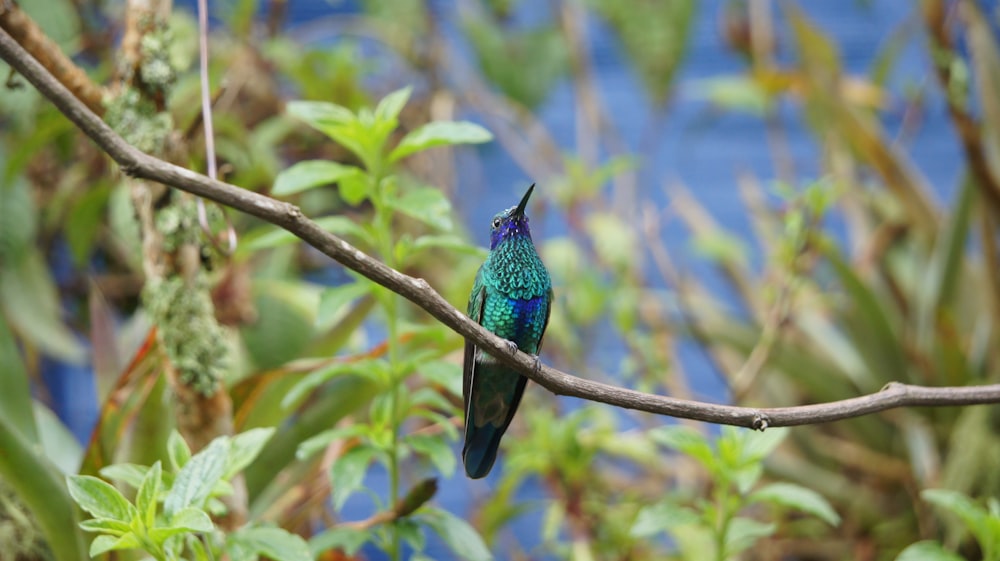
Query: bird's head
[[489, 184, 535, 250]]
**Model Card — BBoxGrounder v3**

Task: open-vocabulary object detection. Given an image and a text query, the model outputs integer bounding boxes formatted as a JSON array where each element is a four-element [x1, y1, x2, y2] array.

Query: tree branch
[[3, 26, 999, 430]]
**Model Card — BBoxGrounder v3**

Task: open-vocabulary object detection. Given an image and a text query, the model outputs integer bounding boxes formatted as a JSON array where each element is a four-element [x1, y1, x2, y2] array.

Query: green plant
[[897, 490, 1000, 561], [67, 428, 311, 561], [631, 426, 840, 561], [269, 86, 493, 560]]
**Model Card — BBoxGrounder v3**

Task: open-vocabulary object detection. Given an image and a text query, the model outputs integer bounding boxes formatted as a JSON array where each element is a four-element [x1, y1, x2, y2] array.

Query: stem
[[371, 168, 402, 561], [714, 483, 733, 561]]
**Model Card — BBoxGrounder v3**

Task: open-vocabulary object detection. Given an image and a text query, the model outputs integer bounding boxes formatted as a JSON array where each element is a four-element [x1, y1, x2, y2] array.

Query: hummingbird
[[463, 184, 552, 479]]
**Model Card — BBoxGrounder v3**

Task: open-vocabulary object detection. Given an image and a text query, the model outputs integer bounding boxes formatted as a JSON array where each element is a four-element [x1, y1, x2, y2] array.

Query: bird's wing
[[463, 271, 487, 424], [536, 285, 554, 354]]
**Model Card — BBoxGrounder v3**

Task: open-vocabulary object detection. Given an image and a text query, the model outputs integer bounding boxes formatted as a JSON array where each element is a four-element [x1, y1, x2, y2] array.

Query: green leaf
[[741, 427, 789, 461], [273, 160, 364, 196], [406, 434, 457, 477], [0, 318, 37, 441], [245, 214, 372, 251], [724, 517, 776, 557], [89, 532, 141, 557], [750, 482, 840, 526], [167, 430, 192, 472], [410, 234, 483, 256], [296, 424, 370, 461], [309, 525, 369, 556], [287, 101, 368, 166], [388, 186, 453, 231], [337, 168, 370, 205], [283, 358, 388, 410], [135, 461, 161, 529], [286, 100, 354, 128], [33, 403, 82, 475], [317, 281, 372, 328], [895, 541, 966, 561], [0, 408, 88, 561], [330, 444, 376, 510], [420, 507, 493, 561], [66, 475, 136, 523], [169, 506, 213, 532], [164, 437, 229, 517], [99, 463, 149, 489], [375, 86, 412, 124], [78, 518, 131, 535], [228, 526, 312, 561], [463, 17, 569, 108], [388, 121, 493, 163], [65, 182, 111, 265], [649, 425, 716, 470], [630, 502, 699, 538], [225, 427, 276, 479]]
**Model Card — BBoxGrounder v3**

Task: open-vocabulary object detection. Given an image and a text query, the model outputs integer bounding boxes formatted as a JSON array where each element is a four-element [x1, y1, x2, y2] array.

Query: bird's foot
[[529, 354, 542, 373], [503, 339, 519, 355]]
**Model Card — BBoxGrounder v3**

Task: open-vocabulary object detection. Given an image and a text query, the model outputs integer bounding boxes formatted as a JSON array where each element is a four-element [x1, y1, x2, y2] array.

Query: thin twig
[[3, 27, 1000, 430], [195, 0, 237, 255]]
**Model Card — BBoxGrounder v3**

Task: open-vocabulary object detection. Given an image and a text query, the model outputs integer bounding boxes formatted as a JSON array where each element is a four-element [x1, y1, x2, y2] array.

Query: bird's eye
[[492, 217, 502, 228]]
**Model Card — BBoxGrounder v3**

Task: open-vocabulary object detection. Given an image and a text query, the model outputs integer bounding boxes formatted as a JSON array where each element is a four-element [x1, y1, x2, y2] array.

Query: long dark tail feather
[[463, 422, 506, 479], [462, 364, 529, 479]]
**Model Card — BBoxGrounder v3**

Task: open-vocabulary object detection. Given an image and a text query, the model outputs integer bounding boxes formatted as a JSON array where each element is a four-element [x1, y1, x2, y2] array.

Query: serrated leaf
[[225, 427, 276, 478], [169, 506, 213, 532], [420, 507, 493, 561], [273, 160, 364, 196], [164, 437, 229, 517], [66, 475, 135, 522], [330, 444, 376, 511], [286, 100, 354, 128], [309, 526, 369, 556], [750, 482, 840, 526], [287, 101, 368, 165], [99, 463, 149, 489], [167, 430, 191, 472], [79, 518, 131, 535], [388, 121, 493, 163], [317, 281, 372, 327], [407, 434, 457, 477], [895, 541, 966, 561], [388, 186, 453, 230], [630, 502, 699, 538], [136, 461, 161, 529], [89, 532, 140, 557]]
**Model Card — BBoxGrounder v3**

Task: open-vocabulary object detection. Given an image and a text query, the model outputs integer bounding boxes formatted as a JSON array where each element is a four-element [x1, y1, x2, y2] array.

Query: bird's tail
[[463, 362, 528, 479], [462, 420, 506, 479]]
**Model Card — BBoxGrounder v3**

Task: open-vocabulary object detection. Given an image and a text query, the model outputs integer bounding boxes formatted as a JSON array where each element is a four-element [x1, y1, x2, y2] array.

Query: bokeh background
[[2, 0, 1000, 560]]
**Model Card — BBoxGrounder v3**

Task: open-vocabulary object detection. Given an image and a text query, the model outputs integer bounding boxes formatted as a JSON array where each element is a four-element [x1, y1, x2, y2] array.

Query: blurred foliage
[[2, 1, 999, 561]]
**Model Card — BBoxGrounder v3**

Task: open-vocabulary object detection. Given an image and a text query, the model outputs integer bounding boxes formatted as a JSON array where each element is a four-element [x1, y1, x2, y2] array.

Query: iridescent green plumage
[[463, 184, 553, 479]]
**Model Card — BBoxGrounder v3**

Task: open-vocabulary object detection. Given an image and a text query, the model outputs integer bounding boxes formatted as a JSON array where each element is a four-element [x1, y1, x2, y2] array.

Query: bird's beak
[[514, 183, 535, 217]]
